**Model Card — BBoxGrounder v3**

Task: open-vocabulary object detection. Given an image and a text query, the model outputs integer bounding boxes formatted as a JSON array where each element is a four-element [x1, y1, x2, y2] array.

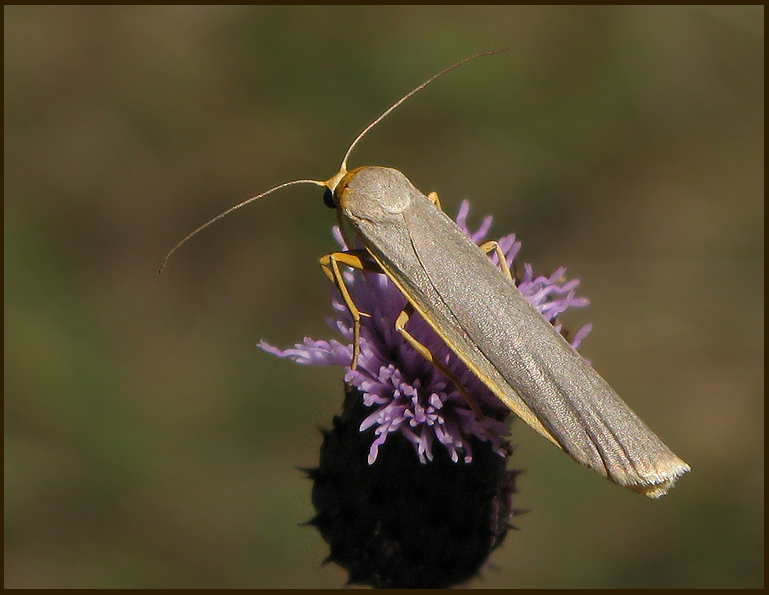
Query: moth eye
[[322, 188, 336, 209]]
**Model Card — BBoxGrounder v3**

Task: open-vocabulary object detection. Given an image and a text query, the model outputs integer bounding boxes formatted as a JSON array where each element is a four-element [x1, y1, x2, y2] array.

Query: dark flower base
[[306, 384, 521, 589]]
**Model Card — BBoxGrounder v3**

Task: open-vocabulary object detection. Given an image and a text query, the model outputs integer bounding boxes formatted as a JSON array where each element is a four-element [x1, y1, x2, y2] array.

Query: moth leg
[[478, 240, 514, 282], [395, 303, 486, 421], [426, 191, 442, 210], [319, 250, 381, 369]]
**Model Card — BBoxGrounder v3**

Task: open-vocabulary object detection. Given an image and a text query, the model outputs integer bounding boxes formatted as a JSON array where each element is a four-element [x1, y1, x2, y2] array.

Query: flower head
[[259, 200, 591, 465], [305, 383, 521, 589]]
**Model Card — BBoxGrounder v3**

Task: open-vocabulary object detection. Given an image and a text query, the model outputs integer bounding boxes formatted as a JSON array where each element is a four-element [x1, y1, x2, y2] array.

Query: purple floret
[[259, 200, 591, 464]]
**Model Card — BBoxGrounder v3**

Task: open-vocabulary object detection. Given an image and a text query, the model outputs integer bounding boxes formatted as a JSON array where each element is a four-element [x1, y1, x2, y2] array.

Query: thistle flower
[[305, 382, 521, 589], [259, 200, 592, 587], [259, 200, 591, 466]]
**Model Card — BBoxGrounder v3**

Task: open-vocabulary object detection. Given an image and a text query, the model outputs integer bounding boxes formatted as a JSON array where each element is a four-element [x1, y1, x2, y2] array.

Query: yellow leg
[[395, 304, 486, 421], [429, 196, 516, 282], [478, 240, 514, 282], [319, 250, 381, 369]]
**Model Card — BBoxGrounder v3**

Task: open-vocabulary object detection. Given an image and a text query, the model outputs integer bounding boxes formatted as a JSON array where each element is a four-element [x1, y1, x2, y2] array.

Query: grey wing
[[400, 196, 689, 496]]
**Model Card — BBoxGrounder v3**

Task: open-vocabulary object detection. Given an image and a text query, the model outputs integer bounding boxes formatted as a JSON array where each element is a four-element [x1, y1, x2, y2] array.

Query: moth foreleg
[[319, 250, 380, 369]]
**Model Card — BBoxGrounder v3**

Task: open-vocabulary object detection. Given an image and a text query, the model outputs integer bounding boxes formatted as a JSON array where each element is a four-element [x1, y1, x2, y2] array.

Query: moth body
[[329, 165, 690, 498]]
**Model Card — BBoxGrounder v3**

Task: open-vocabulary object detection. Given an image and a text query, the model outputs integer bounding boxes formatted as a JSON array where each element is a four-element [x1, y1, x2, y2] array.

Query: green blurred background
[[4, 6, 763, 588]]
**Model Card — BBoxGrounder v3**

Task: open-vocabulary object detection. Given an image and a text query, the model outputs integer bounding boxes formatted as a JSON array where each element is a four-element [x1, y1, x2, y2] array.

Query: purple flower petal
[[259, 200, 591, 464]]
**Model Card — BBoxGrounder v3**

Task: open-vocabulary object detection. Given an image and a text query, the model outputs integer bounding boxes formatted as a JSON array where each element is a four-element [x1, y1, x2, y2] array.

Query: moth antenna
[[339, 48, 509, 174], [162, 49, 509, 274], [159, 178, 325, 275]]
